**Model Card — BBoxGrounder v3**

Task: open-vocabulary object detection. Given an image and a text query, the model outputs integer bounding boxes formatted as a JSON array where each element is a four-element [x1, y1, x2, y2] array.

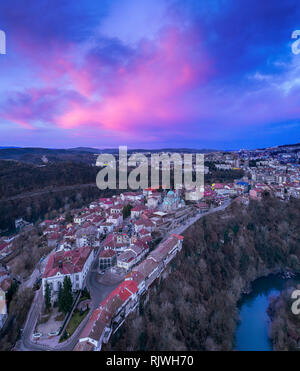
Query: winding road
[[18, 199, 232, 351], [18, 245, 120, 351]]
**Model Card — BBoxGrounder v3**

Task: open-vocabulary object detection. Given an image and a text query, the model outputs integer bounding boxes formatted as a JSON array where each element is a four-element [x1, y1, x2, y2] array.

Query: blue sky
[[0, 0, 299, 149]]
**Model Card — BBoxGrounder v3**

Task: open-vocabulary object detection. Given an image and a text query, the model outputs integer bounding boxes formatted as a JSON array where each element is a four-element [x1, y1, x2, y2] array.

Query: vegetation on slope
[[0, 160, 98, 199], [268, 285, 300, 350], [0, 161, 116, 232], [106, 195, 300, 350]]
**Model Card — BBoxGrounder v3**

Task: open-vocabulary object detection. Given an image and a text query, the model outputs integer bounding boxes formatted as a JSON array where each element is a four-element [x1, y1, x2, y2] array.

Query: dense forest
[[0, 157, 244, 233], [105, 195, 300, 351], [0, 160, 99, 199], [0, 185, 103, 232], [0, 161, 105, 232], [0, 287, 34, 351], [204, 161, 245, 183], [0, 148, 98, 165]]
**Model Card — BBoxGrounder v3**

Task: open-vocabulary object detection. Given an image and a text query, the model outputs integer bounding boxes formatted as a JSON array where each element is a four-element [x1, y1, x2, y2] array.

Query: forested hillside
[[0, 161, 99, 199], [0, 161, 103, 232], [0, 148, 98, 164], [268, 285, 300, 350], [106, 196, 300, 350]]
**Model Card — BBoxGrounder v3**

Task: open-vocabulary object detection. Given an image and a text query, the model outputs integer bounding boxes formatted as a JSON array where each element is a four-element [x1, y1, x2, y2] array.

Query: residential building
[[99, 249, 117, 271], [102, 233, 130, 252], [42, 246, 94, 298]]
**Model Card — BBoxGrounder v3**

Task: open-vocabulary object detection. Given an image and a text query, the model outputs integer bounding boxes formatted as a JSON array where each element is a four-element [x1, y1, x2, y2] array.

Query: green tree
[[6, 281, 19, 310], [57, 282, 63, 313], [82, 287, 90, 299], [122, 204, 133, 219], [60, 276, 73, 314], [232, 224, 239, 236], [65, 211, 73, 223], [45, 282, 52, 311]]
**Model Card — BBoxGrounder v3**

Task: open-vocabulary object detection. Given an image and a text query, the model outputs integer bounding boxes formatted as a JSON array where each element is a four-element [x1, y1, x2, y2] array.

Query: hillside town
[[0, 145, 299, 351]]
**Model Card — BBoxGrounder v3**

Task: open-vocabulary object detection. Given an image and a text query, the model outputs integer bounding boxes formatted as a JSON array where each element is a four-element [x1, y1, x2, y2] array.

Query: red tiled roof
[[117, 250, 136, 264], [111, 205, 123, 210], [213, 183, 225, 189], [133, 258, 158, 279], [172, 233, 184, 241], [134, 239, 148, 250], [103, 233, 128, 249], [148, 235, 181, 262], [101, 280, 138, 306], [99, 249, 116, 258], [134, 216, 154, 227], [74, 341, 94, 351], [79, 280, 139, 342], [0, 243, 9, 252], [131, 205, 146, 212], [80, 307, 111, 342], [125, 271, 144, 285], [139, 236, 152, 244], [123, 192, 143, 197], [43, 246, 93, 278]]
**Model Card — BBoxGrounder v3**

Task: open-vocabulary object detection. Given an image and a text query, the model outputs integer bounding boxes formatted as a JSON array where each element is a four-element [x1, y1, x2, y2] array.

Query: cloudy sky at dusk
[[0, 0, 300, 149]]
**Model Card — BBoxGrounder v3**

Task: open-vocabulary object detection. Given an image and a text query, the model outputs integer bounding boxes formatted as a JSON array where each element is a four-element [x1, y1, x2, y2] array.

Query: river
[[234, 274, 300, 351]]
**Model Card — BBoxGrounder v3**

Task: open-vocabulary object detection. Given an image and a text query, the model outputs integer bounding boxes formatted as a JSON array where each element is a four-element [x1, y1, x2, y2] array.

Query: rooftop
[[43, 246, 93, 278]]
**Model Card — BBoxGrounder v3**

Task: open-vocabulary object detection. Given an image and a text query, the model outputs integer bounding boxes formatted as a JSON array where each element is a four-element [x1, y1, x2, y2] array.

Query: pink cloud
[[52, 26, 214, 137], [6, 22, 300, 147]]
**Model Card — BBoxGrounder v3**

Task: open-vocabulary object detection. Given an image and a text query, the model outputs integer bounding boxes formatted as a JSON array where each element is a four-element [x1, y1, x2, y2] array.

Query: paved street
[[86, 253, 121, 310], [18, 245, 120, 351], [18, 200, 231, 351], [170, 200, 231, 236]]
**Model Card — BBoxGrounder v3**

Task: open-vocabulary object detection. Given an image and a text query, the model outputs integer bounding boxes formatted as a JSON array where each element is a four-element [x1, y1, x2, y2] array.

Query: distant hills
[[278, 143, 300, 148], [0, 143, 299, 165], [0, 146, 218, 165], [0, 146, 19, 149], [70, 146, 218, 153], [0, 147, 98, 165], [70, 147, 103, 153]]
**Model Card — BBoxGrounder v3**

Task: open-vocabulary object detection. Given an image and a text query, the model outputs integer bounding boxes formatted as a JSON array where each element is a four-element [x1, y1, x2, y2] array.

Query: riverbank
[[105, 196, 300, 351], [234, 274, 300, 351], [267, 283, 300, 350]]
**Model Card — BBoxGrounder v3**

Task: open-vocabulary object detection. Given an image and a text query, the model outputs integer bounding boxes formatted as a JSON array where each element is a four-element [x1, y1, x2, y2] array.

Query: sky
[[0, 0, 300, 150]]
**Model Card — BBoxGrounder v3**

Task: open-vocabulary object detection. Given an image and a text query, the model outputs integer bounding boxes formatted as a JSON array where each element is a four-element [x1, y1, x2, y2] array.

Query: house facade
[[99, 249, 117, 271], [42, 246, 94, 299]]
